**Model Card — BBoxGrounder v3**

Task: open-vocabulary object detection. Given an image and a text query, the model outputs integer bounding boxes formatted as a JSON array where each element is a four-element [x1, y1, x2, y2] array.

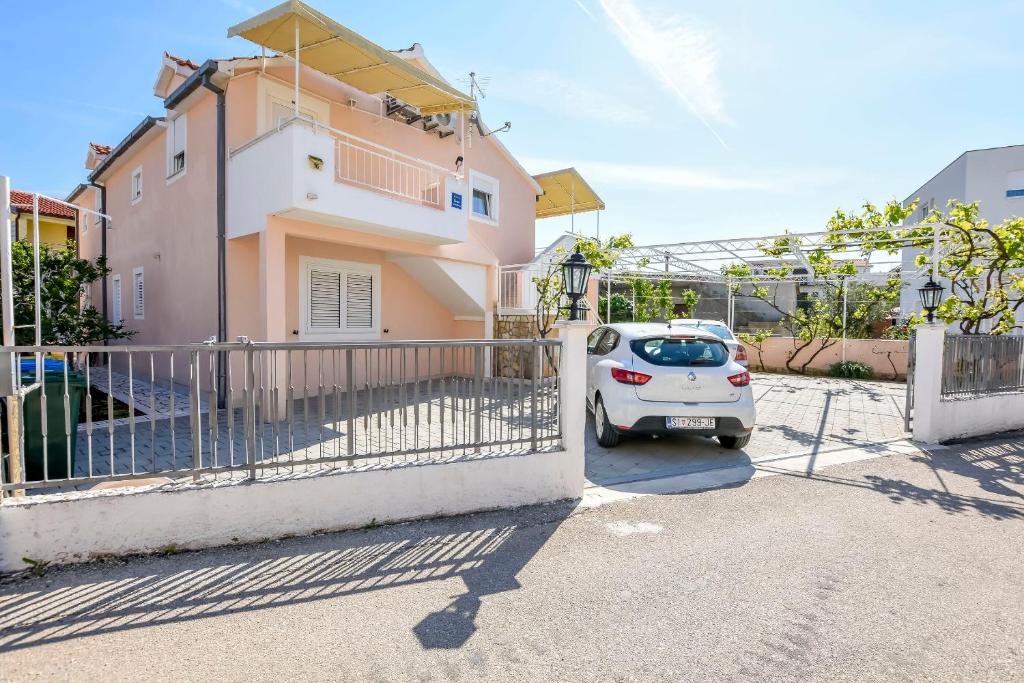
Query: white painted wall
[[911, 325, 1024, 443], [0, 449, 580, 572]]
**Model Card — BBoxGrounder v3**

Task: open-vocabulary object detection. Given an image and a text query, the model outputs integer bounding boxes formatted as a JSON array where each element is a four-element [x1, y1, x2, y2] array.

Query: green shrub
[[829, 361, 873, 379]]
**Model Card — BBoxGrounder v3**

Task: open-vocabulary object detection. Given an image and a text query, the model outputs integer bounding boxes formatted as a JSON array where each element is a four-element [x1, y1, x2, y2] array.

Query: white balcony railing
[[333, 129, 445, 209]]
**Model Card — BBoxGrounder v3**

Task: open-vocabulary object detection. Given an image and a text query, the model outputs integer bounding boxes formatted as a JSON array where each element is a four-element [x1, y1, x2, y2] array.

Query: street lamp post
[[561, 246, 593, 321], [918, 278, 945, 324]]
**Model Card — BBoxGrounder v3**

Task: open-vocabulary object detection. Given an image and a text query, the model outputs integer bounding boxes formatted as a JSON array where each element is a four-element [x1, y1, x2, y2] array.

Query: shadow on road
[[0, 501, 576, 653]]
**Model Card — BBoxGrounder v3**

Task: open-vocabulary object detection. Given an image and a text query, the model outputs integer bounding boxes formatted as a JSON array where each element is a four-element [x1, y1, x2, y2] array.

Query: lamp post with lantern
[[560, 246, 593, 321], [918, 278, 945, 324]]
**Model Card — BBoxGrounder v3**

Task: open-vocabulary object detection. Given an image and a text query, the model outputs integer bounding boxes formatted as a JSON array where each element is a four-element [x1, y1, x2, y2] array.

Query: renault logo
[[688, 372, 697, 382]]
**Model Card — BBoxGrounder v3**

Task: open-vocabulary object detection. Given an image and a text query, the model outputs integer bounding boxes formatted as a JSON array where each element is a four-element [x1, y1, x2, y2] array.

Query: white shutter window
[[112, 274, 122, 326], [346, 272, 374, 329], [166, 114, 187, 179], [309, 269, 341, 329], [132, 267, 144, 320], [300, 257, 380, 338], [131, 166, 143, 204]]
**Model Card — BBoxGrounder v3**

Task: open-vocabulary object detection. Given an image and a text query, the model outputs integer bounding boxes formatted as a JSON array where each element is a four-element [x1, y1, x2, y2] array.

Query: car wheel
[[718, 434, 751, 450], [594, 397, 620, 448]]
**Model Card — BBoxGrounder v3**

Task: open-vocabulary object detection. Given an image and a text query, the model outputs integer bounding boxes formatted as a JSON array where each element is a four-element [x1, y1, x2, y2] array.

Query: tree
[[629, 278, 674, 322], [532, 233, 636, 338], [736, 329, 772, 370], [723, 228, 902, 374], [597, 292, 633, 323], [6, 241, 132, 345], [840, 200, 1024, 334]]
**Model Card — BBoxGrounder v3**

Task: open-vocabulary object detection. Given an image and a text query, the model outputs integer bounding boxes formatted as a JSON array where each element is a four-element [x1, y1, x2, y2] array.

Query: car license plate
[[666, 417, 715, 430]]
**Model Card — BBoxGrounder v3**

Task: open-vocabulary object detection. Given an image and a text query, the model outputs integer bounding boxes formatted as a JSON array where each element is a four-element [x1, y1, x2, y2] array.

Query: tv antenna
[[461, 72, 491, 100]]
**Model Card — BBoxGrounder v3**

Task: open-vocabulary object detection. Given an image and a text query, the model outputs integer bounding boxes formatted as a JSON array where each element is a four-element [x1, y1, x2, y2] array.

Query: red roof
[[165, 52, 199, 70], [9, 190, 77, 220], [89, 142, 111, 155]]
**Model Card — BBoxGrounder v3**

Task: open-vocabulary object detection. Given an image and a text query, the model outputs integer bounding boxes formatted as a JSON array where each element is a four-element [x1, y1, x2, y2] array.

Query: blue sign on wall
[[451, 192, 463, 209]]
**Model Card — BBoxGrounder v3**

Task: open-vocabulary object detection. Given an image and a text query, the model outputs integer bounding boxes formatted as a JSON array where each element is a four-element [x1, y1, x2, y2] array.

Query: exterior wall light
[[561, 246, 593, 321], [918, 278, 944, 323]]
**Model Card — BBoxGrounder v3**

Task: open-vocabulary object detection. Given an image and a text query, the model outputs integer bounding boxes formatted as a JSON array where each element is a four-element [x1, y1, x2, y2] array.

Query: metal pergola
[[512, 223, 943, 362]]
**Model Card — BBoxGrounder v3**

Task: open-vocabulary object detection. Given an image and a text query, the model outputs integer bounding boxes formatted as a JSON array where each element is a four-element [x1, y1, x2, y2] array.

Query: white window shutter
[[309, 269, 342, 329], [112, 275, 122, 325], [345, 272, 374, 329], [132, 268, 144, 319]]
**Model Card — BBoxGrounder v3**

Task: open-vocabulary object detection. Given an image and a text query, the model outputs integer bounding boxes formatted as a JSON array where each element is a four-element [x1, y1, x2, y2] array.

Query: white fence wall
[[912, 326, 1024, 443], [0, 324, 591, 572]]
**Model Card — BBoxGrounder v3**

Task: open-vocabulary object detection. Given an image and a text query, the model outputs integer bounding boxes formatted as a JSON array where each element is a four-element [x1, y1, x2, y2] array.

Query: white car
[[670, 318, 747, 367], [586, 323, 756, 449]]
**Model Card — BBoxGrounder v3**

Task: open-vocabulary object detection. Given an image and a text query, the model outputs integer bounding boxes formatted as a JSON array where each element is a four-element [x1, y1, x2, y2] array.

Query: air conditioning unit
[[424, 112, 459, 138]]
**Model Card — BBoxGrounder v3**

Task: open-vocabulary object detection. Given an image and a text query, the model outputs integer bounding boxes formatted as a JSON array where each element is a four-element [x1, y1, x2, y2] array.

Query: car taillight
[[727, 370, 751, 387], [735, 345, 748, 362], [611, 367, 652, 385]]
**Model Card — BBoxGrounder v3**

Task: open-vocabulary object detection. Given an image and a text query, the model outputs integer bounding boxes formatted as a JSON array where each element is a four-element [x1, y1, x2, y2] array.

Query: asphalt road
[[1, 436, 1022, 681]]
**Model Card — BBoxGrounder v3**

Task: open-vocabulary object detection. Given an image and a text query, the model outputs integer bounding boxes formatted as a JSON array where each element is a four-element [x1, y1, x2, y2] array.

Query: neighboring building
[[65, 5, 591, 374], [8, 190, 78, 247], [900, 144, 1024, 322]]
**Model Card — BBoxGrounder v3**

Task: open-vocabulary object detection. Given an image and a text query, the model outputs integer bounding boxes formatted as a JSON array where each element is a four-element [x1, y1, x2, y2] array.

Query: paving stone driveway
[[585, 373, 909, 488]]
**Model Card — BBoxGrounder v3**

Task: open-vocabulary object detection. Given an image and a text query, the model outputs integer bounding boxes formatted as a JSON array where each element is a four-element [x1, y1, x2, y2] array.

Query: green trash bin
[[20, 359, 88, 481]]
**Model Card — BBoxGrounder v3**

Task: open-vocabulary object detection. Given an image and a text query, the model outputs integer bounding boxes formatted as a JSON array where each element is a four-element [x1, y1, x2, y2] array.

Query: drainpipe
[[201, 72, 227, 407], [88, 181, 108, 340]]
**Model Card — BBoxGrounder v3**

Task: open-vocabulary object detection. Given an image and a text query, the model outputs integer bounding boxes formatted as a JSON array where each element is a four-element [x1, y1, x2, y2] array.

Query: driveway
[[586, 373, 909, 489]]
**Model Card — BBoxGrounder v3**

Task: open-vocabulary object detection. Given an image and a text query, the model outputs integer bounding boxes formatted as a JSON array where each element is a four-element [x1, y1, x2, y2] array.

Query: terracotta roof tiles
[[9, 190, 77, 220]]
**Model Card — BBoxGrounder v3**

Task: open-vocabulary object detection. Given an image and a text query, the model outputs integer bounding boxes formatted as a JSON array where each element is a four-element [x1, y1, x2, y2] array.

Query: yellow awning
[[227, 1, 476, 115], [533, 168, 605, 219]]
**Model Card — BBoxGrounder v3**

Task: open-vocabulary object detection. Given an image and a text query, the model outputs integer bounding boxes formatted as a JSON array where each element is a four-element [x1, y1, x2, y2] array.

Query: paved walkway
[[586, 373, 909, 488]]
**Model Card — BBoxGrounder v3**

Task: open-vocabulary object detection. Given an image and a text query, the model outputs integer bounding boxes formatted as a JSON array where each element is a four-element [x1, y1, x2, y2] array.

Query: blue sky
[[2, 0, 1022, 249]]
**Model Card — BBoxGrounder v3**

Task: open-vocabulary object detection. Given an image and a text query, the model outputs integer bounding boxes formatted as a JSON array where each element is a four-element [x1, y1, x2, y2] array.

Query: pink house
[[67, 3, 595, 361]]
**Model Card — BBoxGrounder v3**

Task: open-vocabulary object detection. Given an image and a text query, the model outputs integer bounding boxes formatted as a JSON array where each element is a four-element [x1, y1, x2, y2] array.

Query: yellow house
[[9, 189, 79, 247]]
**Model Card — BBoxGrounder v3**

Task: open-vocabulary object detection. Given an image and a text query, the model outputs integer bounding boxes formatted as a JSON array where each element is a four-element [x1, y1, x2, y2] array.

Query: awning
[[533, 168, 605, 219], [227, 1, 475, 115]]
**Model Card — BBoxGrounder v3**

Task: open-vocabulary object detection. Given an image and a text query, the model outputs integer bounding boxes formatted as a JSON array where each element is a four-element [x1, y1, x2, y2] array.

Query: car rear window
[[699, 323, 734, 340], [630, 337, 729, 367]]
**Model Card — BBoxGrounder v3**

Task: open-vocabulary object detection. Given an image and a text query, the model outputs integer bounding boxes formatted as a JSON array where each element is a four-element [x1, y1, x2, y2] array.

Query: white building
[[900, 144, 1024, 323]]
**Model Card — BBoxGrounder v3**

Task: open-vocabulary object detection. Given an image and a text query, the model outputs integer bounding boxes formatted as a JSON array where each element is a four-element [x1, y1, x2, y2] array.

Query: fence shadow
[[0, 500, 576, 653]]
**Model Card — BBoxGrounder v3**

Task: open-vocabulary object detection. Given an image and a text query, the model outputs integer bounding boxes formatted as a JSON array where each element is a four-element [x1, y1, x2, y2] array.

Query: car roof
[[602, 322, 723, 342]]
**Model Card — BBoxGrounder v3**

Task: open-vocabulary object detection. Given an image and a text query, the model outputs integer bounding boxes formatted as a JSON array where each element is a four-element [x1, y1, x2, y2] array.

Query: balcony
[[227, 118, 468, 244]]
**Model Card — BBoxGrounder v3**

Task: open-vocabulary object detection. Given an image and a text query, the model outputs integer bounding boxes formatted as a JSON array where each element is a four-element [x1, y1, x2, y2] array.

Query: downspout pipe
[[87, 181, 108, 340], [201, 71, 228, 407]]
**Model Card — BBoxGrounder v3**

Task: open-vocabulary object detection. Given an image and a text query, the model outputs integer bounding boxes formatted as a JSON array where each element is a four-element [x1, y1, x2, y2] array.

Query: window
[[270, 98, 318, 129], [132, 267, 144, 320], [594, 330, 620, 356], [630, 337, 729, 367], [166, 114, 187, 180], [299, 257, 380, 338], [587, 328, 606, 354], [921, 197, 935, 220], [112, 274, 122, 326], [93, 186, 103, 226], [130, 166, 143, 204], [469, 170, 499, 225], [1008, 170, 1024, 198]]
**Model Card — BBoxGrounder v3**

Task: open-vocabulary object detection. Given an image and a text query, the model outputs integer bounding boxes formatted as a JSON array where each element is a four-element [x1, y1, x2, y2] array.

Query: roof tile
[[9, 190, 77, 220]]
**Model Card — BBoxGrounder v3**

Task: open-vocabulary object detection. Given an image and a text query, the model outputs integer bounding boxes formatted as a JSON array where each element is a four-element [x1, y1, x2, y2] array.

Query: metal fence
[[334, 129, 445, 209], [941, 334, 1024, 398], [0, 339, 562, 497]]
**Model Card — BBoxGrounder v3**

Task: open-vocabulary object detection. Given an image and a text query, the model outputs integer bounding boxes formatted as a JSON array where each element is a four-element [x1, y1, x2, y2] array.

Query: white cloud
[[572, 0, 599, 22], [490, 69, 653, 127], [598, 0, 729, 148]]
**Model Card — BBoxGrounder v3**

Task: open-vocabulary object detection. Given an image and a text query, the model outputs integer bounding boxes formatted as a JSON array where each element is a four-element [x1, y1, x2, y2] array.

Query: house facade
[[8, 190, 78, 247], [900, 144, 1024, 323], [68, 13, 554, 359]]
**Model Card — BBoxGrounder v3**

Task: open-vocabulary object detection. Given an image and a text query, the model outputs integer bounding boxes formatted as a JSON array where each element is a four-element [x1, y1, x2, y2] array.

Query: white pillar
[[555, 320, 590, 495], [911, 324, 945, 444], [841, 278, 848, 363], [0, 176, 13, 348]]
